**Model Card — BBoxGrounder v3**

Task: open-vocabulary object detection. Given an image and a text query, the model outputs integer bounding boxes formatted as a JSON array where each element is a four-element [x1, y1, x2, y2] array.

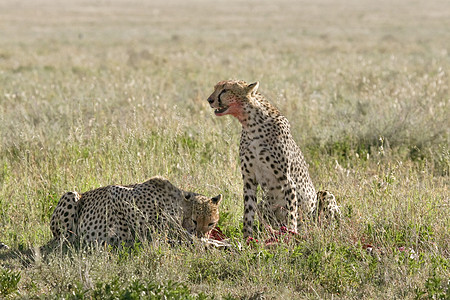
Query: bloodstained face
[[183, 193, 223, 238], [206, 80, 259, 124]]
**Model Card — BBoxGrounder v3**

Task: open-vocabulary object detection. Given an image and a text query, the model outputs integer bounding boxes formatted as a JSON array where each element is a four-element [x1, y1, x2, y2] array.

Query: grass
[[0, 0, 449, 298]]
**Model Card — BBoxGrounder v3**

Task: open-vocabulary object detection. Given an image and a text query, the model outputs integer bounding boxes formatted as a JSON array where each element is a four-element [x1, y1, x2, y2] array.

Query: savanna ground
[[0, 0, 449, 298]]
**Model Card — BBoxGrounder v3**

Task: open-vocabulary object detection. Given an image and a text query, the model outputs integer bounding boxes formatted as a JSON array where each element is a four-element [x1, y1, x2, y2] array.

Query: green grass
[[0, 0, 449, 298]]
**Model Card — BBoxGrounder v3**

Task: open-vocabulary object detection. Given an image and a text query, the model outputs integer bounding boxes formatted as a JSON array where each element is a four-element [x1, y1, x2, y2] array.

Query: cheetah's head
[[182, 193, 223, 238], [207, 80, 259, 121]]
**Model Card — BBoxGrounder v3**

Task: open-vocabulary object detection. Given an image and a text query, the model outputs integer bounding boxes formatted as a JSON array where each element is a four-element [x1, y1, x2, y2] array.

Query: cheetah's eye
[[192, 220, 197, 225]]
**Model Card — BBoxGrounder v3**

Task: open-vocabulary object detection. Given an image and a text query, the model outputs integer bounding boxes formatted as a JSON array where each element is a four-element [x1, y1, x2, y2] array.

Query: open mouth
[[214, 106, 229, 114]]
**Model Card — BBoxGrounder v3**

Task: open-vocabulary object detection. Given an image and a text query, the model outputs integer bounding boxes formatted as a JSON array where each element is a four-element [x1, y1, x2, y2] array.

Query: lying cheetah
[[50, 176, 222, 245], [207, 80, 340, 237]]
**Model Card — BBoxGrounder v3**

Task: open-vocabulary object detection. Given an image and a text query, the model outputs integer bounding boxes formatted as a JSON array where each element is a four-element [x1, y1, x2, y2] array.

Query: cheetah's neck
[[239, 96, 281, 130]]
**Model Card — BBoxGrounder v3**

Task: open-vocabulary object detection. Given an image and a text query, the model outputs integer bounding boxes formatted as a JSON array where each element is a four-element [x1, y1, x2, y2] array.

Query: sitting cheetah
[[207, 80, 340, 237], [50, 176, 222, 245]]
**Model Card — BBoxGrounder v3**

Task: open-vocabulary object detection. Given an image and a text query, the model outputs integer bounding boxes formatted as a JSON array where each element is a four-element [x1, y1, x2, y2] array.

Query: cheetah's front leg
[[242, 175, 258, 239], [283, 177, 298, 233]]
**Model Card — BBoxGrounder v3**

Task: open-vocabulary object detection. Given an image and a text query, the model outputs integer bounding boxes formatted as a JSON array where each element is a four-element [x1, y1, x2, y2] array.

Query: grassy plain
[[0, 0, 449, 298]]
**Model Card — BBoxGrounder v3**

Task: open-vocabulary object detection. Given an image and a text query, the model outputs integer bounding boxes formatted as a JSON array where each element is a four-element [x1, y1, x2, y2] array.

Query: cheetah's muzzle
[[214, 106, 229, 115]]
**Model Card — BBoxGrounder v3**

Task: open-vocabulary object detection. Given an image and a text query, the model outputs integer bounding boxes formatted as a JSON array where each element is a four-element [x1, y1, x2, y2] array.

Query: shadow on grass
[[0, 239, 74, 267]]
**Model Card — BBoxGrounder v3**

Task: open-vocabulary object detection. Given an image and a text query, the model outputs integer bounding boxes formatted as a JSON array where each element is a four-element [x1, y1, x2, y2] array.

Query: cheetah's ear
[[247, 81, 259, 96], [184, 192, 194, 201], [211, 194, 223, 205]]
